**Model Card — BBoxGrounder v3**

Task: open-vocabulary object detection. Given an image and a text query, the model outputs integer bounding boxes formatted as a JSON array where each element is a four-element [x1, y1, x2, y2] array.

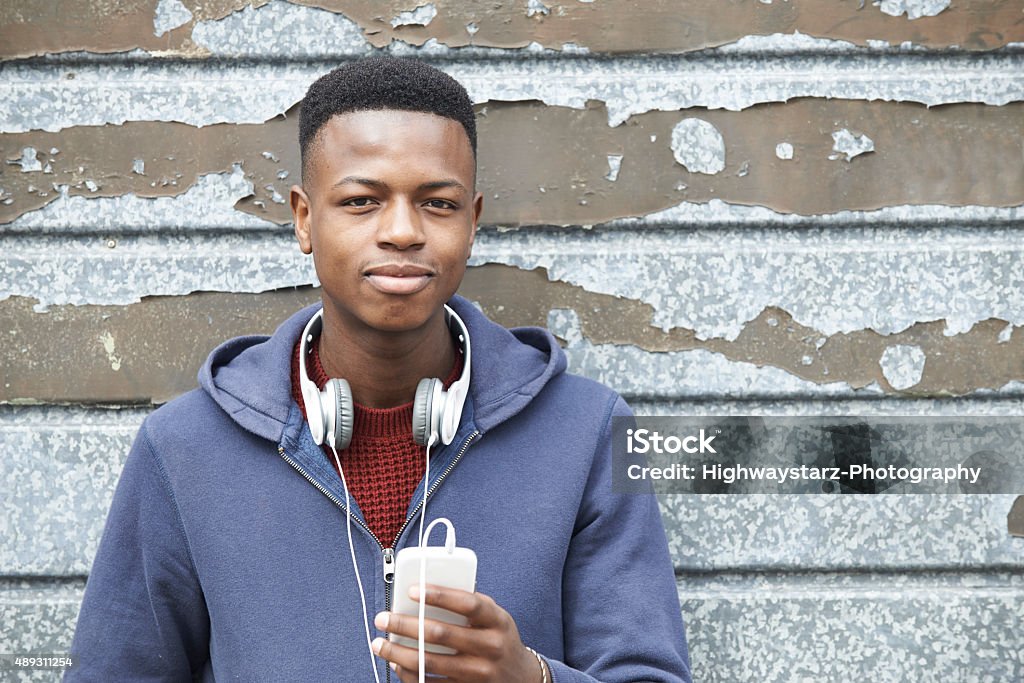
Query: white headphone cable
[[417, 432, 437, 683], [329, 442, 382, 683]]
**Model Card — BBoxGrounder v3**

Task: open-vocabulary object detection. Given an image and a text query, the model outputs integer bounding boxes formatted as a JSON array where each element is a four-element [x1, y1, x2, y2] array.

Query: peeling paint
[[468, 226, 1024, 341], [617, 199, 1024, 230], [526, 0, 550, 18], [5, 56, 1024, 135], [1010, 497, 1024, 537], [390, 3, 437, 28], [998, 323, 1013, 344], [5, 219, 1024, 346], [0, 169, 273, 234], [0, 232, 314, 309], [0, 113, 298, 227], [4, 264, 1024, 402], [98, 331, 123, 372], [831, 129, 876, 161], [11, 147, 43, 173], [876, 0, 952, 21], [879, 344, 927, 390], [191, 1, 371, 57], [476, 267, 1024, 398], [2, 0, 1022, 60], [153, 0, 194, 37], [605, 154, 623, 182], [670, 118, 725, 175], [545, 307, 884, 398], [775, 142, 794, 160], [7, 99, 1020, 227]]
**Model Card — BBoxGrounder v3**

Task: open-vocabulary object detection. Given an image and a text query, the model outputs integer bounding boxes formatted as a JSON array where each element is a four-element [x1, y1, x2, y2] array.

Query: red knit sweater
[[290, 334, 463, 546]]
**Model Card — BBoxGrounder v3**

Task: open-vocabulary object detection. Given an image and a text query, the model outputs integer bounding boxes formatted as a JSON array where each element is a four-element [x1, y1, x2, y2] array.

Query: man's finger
[[411, 584, 503, 627], [371, 636, 459, 679], [376, 610, 480, 653]]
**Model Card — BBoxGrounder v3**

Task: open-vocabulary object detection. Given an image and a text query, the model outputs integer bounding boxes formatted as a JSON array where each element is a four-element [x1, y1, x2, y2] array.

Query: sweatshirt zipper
[[277, 429, 480, 682], [277, 445, 384, 546], [386, 430, 481, 572]]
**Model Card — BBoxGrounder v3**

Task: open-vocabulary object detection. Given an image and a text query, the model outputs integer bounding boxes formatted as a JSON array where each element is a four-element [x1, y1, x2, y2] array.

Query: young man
[[67, 57, 691, 682]]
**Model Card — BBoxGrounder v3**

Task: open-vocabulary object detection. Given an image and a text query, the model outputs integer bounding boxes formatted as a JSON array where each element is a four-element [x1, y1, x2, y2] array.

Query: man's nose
[[377, 200, 425, 249]]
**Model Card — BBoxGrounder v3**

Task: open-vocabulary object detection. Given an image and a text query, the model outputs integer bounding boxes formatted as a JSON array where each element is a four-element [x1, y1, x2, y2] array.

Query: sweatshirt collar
[[198, 295, 566, 444]]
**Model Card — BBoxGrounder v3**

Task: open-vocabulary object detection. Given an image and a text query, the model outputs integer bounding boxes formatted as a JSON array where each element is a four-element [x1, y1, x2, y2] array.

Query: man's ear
[[467, 190, 483, 258], [291, 184, 313, 255]]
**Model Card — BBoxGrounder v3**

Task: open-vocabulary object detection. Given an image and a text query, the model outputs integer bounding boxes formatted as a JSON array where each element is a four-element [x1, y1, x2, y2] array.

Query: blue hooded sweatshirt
[[67, 296, 691, 682]]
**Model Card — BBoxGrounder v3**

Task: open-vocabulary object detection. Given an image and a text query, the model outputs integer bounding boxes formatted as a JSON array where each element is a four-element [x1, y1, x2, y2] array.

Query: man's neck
[[316, 305, 456, 409]]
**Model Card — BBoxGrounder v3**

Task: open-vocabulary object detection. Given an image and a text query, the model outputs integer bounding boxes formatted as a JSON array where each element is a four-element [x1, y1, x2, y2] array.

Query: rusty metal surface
[[3, 100, 1022, 227], [2, 0, 1023, 61]]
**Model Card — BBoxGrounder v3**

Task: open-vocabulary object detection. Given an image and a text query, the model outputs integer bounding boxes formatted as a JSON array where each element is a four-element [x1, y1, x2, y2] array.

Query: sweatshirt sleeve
[[545, 395, 692, 683], [65, 421, 210, 681]]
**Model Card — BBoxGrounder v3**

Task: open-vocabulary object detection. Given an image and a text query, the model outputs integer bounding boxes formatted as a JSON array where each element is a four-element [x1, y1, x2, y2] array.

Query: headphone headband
[[440, 305, 471, 445], [299, 305, 471, 448]]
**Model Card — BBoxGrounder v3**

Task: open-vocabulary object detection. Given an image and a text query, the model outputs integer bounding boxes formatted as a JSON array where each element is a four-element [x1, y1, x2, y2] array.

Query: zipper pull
[[383, 547, 395, 584]]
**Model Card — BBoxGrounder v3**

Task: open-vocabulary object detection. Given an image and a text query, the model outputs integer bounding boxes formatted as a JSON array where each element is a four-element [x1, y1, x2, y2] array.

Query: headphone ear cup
[[413, 378, 440, 446], [321, 378, 353, 450]]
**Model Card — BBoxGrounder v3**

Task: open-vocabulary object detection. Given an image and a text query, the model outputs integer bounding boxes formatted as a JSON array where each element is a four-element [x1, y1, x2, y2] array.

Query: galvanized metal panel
[[2, 55, 1023, 136], [2, 574, 1022, 682], [680, 571, 1024, 682], [3, 404, 1022, 576], [0, 579, 83, 683]]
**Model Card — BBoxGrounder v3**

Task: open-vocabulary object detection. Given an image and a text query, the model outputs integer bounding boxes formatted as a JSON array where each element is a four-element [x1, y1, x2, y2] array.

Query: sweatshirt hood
[[197, 295, 567, 443]]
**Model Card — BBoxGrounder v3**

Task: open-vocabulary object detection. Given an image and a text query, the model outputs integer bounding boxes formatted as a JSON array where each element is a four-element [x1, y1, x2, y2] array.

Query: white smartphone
[[389, 545, 478, 654]]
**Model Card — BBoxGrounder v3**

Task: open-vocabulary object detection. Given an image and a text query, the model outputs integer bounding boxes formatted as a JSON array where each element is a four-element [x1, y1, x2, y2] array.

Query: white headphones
[[299, 304, 472, 449]]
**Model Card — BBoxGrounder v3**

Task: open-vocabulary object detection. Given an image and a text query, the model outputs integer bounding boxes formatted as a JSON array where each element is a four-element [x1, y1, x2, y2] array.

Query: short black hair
[[298, 57, 477, 184]]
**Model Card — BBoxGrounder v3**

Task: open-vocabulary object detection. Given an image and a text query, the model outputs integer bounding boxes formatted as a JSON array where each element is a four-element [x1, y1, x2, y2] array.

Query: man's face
[[291, 110, 482, 335]]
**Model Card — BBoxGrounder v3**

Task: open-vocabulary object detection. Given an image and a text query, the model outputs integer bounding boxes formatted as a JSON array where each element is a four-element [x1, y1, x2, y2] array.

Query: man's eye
[[426, 199, 456, 210], [343, 197, 376, 207]]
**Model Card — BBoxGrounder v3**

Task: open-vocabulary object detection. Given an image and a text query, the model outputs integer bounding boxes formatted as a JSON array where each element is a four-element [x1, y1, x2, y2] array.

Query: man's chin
[[352, 299, 446, 335]]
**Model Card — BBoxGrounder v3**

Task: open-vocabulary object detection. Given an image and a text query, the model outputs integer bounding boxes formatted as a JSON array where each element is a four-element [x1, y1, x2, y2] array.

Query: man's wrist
[[524, 645, 549, 683]]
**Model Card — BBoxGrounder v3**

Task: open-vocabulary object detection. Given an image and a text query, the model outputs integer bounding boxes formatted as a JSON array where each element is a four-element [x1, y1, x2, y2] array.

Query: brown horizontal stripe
[[2, 99, 1022, 226], [1, 0, 1021, 60], [313, 0, 1024, 52], [2, 264, 1022, 404]]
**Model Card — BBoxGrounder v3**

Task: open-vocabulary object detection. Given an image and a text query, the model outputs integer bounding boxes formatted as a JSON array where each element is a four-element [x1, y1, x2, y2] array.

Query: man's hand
[[371, 584, 545, 682]]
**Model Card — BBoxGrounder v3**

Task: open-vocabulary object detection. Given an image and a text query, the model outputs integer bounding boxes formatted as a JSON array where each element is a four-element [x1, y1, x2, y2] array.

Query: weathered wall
[[2, 0, 1023, 680]]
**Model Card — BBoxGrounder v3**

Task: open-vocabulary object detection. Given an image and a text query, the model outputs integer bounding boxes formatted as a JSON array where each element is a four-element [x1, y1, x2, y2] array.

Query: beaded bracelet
[[524, 646, 549, 683]]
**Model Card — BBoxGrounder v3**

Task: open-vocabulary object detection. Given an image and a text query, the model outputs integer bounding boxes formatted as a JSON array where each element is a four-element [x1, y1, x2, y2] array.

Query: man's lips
[[363, 264, 434, 295]]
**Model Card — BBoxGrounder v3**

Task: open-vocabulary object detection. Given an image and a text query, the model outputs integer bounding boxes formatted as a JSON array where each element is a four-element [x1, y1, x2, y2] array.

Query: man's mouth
[[363, 264, 435, 295]]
